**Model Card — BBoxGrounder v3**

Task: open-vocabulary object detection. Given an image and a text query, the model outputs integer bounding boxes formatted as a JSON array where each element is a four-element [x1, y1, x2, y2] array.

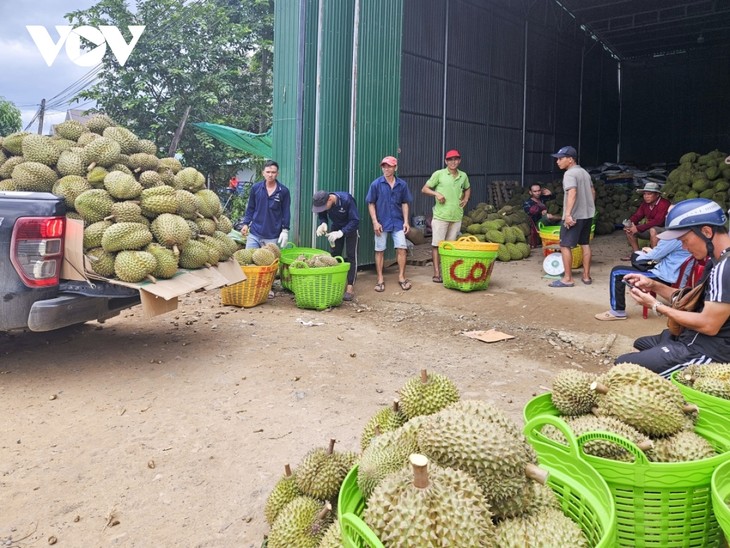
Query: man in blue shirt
[[312, 190, 360, 301], [365, 156, 413, 293], [234, 160, 291, 250]]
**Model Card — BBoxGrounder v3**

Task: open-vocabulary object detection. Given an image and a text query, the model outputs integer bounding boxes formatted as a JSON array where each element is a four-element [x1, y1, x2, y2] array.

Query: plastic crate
[[671, 370, 730, 417], [711, 459, 730, 542], [289, 257, 349, 310], [338, 433, 617, 548], [438, 243, 498, 292], [279, 245, 331, 291], [220, 261, 278, 308], [524, 392, 730, 547]]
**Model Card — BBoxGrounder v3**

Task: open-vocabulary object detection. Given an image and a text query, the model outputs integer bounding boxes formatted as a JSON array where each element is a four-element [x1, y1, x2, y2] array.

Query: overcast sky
[[0, 0, 104, 133]]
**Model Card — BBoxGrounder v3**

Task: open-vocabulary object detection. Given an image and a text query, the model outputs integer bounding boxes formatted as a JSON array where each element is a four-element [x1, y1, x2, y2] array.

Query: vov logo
[[26, 25, 146, 67]]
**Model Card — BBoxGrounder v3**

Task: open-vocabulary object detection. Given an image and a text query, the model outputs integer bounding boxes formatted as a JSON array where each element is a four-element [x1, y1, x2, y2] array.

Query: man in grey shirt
[[548, 146, 596, 287]]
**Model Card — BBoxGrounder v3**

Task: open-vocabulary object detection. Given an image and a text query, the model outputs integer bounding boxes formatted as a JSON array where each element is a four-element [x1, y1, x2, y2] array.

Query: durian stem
[[373, 425, 381, 437], [590, 406, 601, 416], [284, 464, 292, 477], [327, 438, 336, 455], [410, 454, 430, 489], [316, 501, 332, 522], [524, 463, 548, 484], [683, 403, 699, 414], [420, 369, 428, 384], [637, 440, 654, 451], [392, 399, 400, 413], [145, 274, 157, 283], [172, 244, 180, 257], [590, 381, 608, 394], [87, 162, 97, 171]]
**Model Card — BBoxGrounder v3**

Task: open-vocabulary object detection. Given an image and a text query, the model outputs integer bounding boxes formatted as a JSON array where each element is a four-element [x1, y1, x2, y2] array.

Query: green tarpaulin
[[193, 122, 272, 159]]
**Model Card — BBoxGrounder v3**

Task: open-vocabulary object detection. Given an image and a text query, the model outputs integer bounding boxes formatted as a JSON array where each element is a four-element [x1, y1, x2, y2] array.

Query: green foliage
[[0, 97, 22, 136], [65, 0, 273, 191]]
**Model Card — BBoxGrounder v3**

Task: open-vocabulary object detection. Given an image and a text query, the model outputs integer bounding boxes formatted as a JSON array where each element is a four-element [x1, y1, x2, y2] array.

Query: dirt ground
[[0, 231, 668, 547]]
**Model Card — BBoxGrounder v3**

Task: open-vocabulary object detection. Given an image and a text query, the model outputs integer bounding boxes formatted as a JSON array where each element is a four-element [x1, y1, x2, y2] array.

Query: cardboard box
[[61, 219, 246, 318]]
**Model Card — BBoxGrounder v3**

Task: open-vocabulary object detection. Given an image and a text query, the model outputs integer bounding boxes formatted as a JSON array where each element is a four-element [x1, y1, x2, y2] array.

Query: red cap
[[380, 156, 398, 167], [445, 149, 461, 159]]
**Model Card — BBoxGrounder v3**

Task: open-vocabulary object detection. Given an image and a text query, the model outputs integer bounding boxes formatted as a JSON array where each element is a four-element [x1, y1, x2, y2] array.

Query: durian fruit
[[84, 113, 116, 134], [56, 148, 87, 176], [145, 243, 179, 279], [360, 400, 407, 451], [103, 170, 143, 200], [490, 477, 560, 521], [77, 131, 101, 146], [101, 222, 154, 252], [649, 430, 717, 463], [11, 161, 58, 191], [103, 126, 139, 154], [693, 377, 730, 399], [217, 214, 234, 234], [138, 170, 163, 188], [317, 518, 342, 548], [158, 157, 183, 174], [398, 369, 460, 420], [597, 363, 686, 407], [105, 201, 143, 223], [82, 136, 122, 168], [114, 250, 157, 283], [195, 188, 223, 217], [87, 166, 109, 187], [52, 175, 91, 210], [83, 220, 114, 250], [252, 247, 276, 266], [85, 247, 116, 278], [175, 190, 200, 219], [233, 248, 255, 266], [363, 454, 497, 547], [495, 506, 588, 547], [264, 464, 303, 526], [551, 369, 597, 415], [21, 134, 61, 166], [0, 156, 25, 179], [150, 213, 192, 252], [178, 239, 212, 269], [136, 139, 157, 155], [209, 231, 237, 260], [139, 185, 178, 217], [196, 217, 217, 236], [175, 167, 207, 193], [267, 498, 333, 548], [54, 119, 87, 141], [264, 241, 282, 259], [295, 438, 358, 502], [127, 152, 159, 172], [74, 189, 115, 223]]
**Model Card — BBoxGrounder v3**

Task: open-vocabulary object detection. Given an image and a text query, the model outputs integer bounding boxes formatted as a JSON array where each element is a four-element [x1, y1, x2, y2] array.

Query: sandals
[[398, 279, 412, 291], [432, 275, 443, 283], [548, 280, 575, 288], [594, 311, 626, 321], [374, 282, 385, 292]]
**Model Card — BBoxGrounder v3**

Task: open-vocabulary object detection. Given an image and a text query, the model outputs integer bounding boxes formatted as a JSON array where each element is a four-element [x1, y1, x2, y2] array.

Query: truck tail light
[[10, 216, 66, 287]]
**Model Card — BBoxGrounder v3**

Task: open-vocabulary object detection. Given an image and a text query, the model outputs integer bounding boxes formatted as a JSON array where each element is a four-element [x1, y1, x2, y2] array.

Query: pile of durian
[[263, 369, 590, 547], [0, 117, 238, 283], [547, 363, 718, 463], [461, 204, 532, 261], [232, 244, 280, 267], [675, 363, 730, 400], [289, 254, 341, 269], [664, 150, 729, 211]]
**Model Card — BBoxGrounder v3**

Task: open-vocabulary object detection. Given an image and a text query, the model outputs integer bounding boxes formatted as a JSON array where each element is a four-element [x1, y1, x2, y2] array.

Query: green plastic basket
[[278, 245, 331, 291], [438, 242, 498, 292], [711, 459, 730, 542], [289, 256, 349, 310], [338, 436, 616, 548], [524, 392, 730, 547], [671, 370, 730, 417]]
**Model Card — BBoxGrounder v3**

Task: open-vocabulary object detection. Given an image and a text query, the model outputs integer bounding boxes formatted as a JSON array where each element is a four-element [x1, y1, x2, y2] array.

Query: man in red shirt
[[623, 182, 670, 260]]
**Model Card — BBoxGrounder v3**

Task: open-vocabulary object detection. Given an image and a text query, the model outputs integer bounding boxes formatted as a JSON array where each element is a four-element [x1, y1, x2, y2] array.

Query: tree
[[0, 97, 22, 137], [65, 0, 273, 187]]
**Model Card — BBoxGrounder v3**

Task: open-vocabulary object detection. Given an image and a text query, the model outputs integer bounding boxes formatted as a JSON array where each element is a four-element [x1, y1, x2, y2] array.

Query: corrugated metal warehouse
[[271, 0, 730, 264]]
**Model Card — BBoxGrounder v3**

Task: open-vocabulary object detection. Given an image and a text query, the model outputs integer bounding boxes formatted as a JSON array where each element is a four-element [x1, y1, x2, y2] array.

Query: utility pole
[[37, 99, 45, 135], [168, 106, 191, 157]]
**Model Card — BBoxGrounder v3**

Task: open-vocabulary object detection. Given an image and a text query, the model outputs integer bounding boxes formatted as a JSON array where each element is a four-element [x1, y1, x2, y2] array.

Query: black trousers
[[615, 329, 712, 378], [332, 230, 359, 286]]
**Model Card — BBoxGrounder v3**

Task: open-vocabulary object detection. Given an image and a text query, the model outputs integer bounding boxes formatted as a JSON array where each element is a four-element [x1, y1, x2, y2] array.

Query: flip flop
[[374, 282, 385, 292], [343, 291, 354, 301], [548, 280, 575, 288], [432, 275, 443, 283], [398, 279, 412, 291], [582, 278, 593, 285], [594, 311, 626, 321]]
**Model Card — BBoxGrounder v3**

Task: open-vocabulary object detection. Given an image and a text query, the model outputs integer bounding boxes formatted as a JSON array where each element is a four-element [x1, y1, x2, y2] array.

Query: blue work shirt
[[317, 192, 360, 234], [643, 239, 692, 285], [240, 180, 291, 239], [365, 175, 413, 232]]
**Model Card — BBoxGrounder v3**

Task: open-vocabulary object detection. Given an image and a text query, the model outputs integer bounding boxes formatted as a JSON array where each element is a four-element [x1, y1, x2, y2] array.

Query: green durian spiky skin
[[692, 377, 730, 399], [178, 239, 210, 269], [317, 519, 342, 548], [175, 190, 200, 219], [186, 220, 200, 240], [2, 131, 30, 155], [50, 138, 77, 152], [113, 250, 157, 282], [360, 401, 407, 451], [267, 496, 332, 548], [295, 441, 357, 502], [542, 414, 653, 462], [76, 132, 101, 146], [363, 456, 497, 548], [252, 247, 276, 266], [84, 113, 116, 134], [140, 185, 178, 217], [150, 213, 192, 248], [107, 201, 142, 223], [108, 162, 133, 175], [87, 166, 108, 187], [289, 259, 309, 269], [101, 222, 153, 252], [0, 179, 16, 191], [138, 170, 163, 188], [52, 175, 91, 210], [490, 479, 559, 521], [54, 120, 87, 141], [264, 467, 303, 525], [495, 507, 588, 547], [697, 363, 730, 380], [136, 139, 157, 155], [0, 156, 24, 179], [127, 152, 159, 172], [417, 403, 536, 506], [103, 126, 139, 154], [551, 369, 598, 415], [175, 167, 206, 193], [85, 247, 116, 278], [216, 214, 234, 234], [649, 430, 717, 463], [145, 243, 179, 279], [103, 171, 142, 200], [264, 242, 282, 259], [195, 217, 217, 236], [398, 371, 460, 420], [74, 189, 115, 223], [195, 188, 222, 217], [597, 362, 685, 407], [83, 220, 113, 250], [313, 254, 338, 267], [201, 239, 221, 264], [56, 148, 86, 176], [158, 157, 182, 174], [233, 248, 255, 265], [82, 136, 121, 168], [11, 161, 58, 191]]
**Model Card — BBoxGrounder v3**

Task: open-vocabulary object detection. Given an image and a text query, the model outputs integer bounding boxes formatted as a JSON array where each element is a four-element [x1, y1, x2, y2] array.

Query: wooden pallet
[[488, 180, 521, 208]]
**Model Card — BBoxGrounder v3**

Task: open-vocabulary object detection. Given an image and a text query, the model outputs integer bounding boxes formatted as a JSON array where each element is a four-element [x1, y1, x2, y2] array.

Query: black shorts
[[559, 218, 592, 247]]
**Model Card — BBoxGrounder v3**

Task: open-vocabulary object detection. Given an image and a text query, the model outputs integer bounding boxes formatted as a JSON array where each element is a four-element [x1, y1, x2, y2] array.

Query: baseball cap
[[445, 149, 461, 159], [380, 156, 398, 167], [311, 190, 331, 213], [550, 146, 577, 159]]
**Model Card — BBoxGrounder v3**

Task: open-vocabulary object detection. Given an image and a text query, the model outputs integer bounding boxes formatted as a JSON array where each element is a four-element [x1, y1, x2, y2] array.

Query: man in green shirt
[[422, 149, 471, 283]]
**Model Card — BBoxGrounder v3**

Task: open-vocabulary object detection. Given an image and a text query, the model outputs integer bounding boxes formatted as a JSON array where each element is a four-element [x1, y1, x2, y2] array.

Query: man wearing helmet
[[617, 198, 730, 378]]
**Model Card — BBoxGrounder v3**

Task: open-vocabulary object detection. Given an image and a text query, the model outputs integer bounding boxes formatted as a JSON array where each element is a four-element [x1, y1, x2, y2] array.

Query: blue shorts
[[374, 230, 407, 251], [245, 233, 278, 249]]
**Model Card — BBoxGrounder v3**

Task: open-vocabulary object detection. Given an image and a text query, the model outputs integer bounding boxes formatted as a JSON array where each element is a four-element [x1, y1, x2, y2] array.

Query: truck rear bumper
[[27, 294, 141, 332]]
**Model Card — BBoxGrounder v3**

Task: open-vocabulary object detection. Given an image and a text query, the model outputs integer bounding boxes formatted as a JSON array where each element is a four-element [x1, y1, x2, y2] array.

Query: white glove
[[277, 229, 289, 248], [316, 222, 328, 237], [327, 230, 343, 246]]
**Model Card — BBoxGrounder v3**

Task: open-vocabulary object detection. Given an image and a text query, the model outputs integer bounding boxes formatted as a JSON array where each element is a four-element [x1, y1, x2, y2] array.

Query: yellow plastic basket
[[543, 243, 583, 269], [220, 260, 278, 308]]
